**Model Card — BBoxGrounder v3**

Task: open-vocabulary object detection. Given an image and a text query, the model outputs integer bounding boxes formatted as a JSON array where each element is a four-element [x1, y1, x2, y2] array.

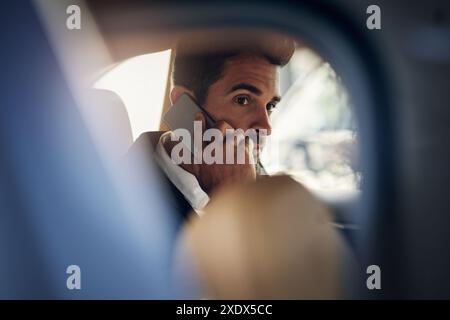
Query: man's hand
[[192, 112, 257, 196]]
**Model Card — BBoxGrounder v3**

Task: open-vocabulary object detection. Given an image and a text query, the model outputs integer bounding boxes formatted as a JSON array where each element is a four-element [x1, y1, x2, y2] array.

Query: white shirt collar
[[154, 131, 209, 215]]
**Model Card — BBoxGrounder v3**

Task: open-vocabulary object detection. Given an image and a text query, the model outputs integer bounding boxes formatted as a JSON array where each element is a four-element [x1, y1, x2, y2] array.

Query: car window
[[94, 45, 359, 193], [260, 48, 360, 192], [94, 50, 172, 140]]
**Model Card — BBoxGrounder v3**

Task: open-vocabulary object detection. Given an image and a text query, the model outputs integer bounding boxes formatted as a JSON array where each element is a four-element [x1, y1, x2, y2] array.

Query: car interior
[[1, 0, 450, 299]]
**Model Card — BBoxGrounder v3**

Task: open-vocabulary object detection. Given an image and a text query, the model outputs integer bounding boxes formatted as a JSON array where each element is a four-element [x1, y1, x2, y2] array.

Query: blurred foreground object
[[182, 175, 351, 299]]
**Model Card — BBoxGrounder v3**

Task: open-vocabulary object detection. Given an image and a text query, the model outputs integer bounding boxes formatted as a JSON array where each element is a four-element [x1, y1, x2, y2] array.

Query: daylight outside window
[[261, 48, 359, 192]]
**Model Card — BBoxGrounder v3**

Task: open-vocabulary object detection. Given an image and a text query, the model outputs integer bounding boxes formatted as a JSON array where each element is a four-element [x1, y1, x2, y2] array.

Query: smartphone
[[163, 93, 215, 153]]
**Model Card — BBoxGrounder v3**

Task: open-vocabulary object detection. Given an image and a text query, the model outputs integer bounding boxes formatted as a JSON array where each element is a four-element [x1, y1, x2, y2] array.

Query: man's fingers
[[214, 120, 245, 147], [205, 119, 254, 164], [194, 111, 206, 132], [194, 111, 210, 152], [213, 120, 233, 135]]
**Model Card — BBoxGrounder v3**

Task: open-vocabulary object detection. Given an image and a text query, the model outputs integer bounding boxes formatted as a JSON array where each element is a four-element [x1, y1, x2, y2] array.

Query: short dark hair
[[172, 33, 295, 106]]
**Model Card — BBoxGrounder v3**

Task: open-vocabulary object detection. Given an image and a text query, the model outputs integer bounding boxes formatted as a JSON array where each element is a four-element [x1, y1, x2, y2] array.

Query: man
[[128, 32, 295, 223]]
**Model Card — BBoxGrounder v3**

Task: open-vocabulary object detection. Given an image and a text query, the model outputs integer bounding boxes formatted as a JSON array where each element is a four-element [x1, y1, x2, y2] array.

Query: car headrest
[[178, 175, 353, 299], [81, 89, 133, 159]]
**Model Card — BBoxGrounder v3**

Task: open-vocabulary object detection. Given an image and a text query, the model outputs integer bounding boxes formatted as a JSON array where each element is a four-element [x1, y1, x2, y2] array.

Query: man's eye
[[235, 95, 250, 106], [266, 102, 277, 112]]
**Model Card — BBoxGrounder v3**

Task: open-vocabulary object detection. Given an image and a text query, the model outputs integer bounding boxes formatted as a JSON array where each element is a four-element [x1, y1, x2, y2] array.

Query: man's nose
[[252, 107, 272, 136]]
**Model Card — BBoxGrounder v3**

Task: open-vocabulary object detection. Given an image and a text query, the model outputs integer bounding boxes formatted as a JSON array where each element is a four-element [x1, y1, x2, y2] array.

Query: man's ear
[[170, 86, 195, 105]]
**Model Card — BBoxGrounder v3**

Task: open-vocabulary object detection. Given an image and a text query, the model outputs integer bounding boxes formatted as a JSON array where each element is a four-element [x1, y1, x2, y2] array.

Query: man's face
[[202, 54, 280, 143]]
